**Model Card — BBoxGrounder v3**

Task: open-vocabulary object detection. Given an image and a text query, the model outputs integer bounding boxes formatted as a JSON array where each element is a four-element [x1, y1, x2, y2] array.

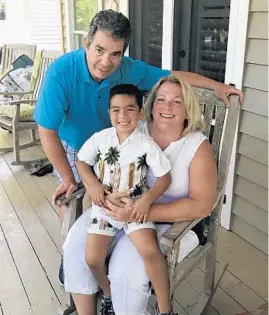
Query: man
[[34, 9, 243, 289]]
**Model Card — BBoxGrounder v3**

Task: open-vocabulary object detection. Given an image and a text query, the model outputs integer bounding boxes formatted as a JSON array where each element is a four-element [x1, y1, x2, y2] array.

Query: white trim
[[97, 0, 103, 10], [120, 0, 129, 56], [64, 0, 75, 51], [162, 0, 174, 69], [221, 0, 250, 229]]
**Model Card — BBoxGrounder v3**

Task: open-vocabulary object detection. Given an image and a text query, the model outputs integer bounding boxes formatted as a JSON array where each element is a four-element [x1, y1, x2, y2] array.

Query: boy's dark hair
[[109, 84, 143, 110]]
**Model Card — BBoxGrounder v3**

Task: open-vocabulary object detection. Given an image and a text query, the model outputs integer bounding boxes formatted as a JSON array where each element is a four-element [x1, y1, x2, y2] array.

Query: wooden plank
[[240, 111, 268, 142], [0, 155, 62, 314], [186, 263, 266, 313], [238, 133, 268, 165], [248, 12, 269, 39], [244, 64, 268, 91], [231, 214, 268, 254], [234, 176, 268, 211], [242, 88, 268, 118], [236, 154, 268, 189], [232, 195, 268, 234], [250, 0, 268, 12], [185, 304, 220, 315], [4, 149, 61, 251], [149, 294, 188, 314], [210, 287, 246, 314], [173, 280, 201, 309], [0, 220, 34, 315], [216, 228, 268, 300], [245, 39, 268, 65]]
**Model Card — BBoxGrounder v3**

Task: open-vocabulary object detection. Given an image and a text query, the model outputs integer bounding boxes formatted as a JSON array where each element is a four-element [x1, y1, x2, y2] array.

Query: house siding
[[231, 0, 268, 254], [60, 0, 67, 52]]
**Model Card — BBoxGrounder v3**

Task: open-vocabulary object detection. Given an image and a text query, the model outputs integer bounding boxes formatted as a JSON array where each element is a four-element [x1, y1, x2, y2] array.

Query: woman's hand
[[105, 197, 135, 222], [214, 83, 244, 107]]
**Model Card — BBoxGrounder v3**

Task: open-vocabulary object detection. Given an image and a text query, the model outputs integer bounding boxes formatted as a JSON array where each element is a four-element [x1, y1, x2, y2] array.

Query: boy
[[77, 84, 175, 315]]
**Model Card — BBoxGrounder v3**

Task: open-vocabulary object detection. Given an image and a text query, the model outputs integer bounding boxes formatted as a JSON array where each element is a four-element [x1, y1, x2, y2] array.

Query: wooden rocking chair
[[0, 43, 36, 77], [56, 90, 240, 315], [0, 50, 62, 165]]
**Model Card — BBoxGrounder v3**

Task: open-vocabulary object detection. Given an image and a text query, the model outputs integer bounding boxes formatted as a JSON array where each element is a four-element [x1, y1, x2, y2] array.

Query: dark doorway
[[129, 0, 163, 67], [173, 0, 231, 82]]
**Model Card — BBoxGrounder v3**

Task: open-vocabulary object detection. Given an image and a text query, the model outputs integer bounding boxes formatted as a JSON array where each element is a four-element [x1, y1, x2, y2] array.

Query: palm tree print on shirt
[[130, 154, 149, 198], [95, 149, 105, 182], [104, 146, 121, 191]]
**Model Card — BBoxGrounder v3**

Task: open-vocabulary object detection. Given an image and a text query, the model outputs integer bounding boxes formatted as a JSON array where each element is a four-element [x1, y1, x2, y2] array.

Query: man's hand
[[52, 177, 78, 206], [130, 196, 151, 223], [214, 83, 244, 107], [105, 190, 129, 207]]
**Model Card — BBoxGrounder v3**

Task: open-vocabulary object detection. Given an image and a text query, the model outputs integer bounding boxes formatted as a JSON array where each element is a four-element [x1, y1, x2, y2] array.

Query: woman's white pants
[[63, 209, 199, 314]]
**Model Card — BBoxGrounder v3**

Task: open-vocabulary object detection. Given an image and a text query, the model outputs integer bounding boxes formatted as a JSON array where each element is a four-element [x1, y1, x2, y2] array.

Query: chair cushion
[[0, 104, 34, 121]]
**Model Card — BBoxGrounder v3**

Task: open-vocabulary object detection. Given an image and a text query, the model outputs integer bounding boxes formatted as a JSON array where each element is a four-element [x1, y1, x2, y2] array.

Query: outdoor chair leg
[[12, 126, 20, 165], [63, 295, 76, 315]]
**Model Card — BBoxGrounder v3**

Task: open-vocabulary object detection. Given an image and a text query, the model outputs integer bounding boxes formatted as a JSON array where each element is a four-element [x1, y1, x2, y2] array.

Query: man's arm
[[38, 126, 77, 205], [39, 126, 74, 180], [171, 70, 244, 106]]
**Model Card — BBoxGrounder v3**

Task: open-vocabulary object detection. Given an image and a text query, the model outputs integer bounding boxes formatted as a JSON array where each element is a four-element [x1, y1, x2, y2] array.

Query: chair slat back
[[194, 88, 240, 191], [31, 50, 63, 100], [0, 43, 36, 75]]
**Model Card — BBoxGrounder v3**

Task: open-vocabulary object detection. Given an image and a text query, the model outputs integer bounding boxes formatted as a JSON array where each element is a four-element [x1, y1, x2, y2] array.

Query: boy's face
[[109, 94, 143, 136]]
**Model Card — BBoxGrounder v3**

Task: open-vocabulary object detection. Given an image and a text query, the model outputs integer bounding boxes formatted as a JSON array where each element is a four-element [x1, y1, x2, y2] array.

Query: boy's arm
[[142, 172, 171, 204], [131, 172, 171, 222]]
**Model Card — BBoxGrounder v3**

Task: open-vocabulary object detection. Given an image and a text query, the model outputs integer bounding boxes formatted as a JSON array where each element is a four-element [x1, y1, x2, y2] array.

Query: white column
[[221, 0, 250, 229], [162, 0, 174, 69]]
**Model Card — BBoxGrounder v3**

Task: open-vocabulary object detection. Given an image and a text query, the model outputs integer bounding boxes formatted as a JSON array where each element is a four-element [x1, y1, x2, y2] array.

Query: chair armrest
[[0, 90, 34, 97], [161, 187, 224, 247], [8, 99, 37, 105], [55, 182, 86, 207]]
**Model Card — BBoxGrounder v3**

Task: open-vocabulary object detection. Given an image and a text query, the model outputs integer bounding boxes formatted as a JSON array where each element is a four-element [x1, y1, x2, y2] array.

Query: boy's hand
[[89, 183, 106, 207], [130, 196, 151, 223]]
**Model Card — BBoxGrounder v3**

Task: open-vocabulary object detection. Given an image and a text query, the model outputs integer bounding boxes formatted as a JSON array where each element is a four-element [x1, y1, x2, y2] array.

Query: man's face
[[109, 94, 143, 136], [84, 30, 124, 82]]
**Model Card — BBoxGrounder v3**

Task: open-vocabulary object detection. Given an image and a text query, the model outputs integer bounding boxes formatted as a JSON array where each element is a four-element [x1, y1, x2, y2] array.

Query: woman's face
[[152, 82, 187, 128]]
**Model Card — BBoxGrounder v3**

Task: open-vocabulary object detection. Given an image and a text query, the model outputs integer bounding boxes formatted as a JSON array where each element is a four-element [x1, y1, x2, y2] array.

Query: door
[[173, 0, 231, 83], [129, 0, 163, 67]]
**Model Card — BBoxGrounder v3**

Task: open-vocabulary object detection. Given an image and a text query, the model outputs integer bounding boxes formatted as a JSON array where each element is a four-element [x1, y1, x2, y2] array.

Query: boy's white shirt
[[77, 123, 171, 192]]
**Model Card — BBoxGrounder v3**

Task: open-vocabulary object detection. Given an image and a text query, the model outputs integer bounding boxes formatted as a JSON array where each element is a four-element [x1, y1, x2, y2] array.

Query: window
[[71, 0, 98, 49], [74, 0, 98, 31]]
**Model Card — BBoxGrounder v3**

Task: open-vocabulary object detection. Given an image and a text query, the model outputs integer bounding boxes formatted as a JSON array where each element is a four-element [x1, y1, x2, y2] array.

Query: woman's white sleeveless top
[[138, 120, 207, 204]]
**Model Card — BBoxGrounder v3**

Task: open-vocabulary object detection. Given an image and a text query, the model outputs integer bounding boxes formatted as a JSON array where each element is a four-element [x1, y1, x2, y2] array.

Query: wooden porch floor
[[0, 131, 267, 315]]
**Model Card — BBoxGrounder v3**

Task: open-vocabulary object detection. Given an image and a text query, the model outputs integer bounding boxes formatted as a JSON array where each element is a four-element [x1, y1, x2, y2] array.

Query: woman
[[63, 76, 217, 315]]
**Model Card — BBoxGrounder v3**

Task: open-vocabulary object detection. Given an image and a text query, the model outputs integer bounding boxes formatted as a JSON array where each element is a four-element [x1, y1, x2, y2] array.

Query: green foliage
[[74, 0, 98, 31]]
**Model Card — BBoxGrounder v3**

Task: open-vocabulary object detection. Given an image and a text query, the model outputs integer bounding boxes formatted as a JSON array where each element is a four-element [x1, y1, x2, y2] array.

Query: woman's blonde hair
[[144, 75, 204, 136]]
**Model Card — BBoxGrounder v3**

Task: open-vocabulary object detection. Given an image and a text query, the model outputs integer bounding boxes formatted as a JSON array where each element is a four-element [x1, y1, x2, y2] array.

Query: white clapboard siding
[[231, 0, 268, 253], [29, 0, 63, 51]]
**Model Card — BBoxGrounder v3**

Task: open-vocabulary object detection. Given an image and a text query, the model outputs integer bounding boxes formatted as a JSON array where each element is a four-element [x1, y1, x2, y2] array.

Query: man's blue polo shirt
[[34, 48, 170, 150]]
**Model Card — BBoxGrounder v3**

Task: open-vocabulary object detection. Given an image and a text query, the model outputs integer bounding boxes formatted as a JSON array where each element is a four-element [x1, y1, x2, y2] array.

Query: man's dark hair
[[109, 84, 143, 110], [87, 9, 132, 53]]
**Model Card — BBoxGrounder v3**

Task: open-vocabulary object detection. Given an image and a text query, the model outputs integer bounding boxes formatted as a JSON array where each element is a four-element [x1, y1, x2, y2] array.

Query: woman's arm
[[105, 141, 217, 223], [147, 140, 217, 222]]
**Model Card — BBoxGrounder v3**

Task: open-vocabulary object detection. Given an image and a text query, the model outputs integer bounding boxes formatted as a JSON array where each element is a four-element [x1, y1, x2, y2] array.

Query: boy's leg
[[86, 233, 113, 297], [127, 228, 171, 313], [72, 293, 97, 315]]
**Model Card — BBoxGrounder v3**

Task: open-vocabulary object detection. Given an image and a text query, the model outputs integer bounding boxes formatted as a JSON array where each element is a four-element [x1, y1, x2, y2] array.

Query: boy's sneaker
[[99, 292, 115, 315], [155, 303, 178, 315]]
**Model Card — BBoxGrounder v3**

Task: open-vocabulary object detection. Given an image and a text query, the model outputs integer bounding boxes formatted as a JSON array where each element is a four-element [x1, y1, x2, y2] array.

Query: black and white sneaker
[[99, 292, 115, 315], [155, 303, 178, 315]]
